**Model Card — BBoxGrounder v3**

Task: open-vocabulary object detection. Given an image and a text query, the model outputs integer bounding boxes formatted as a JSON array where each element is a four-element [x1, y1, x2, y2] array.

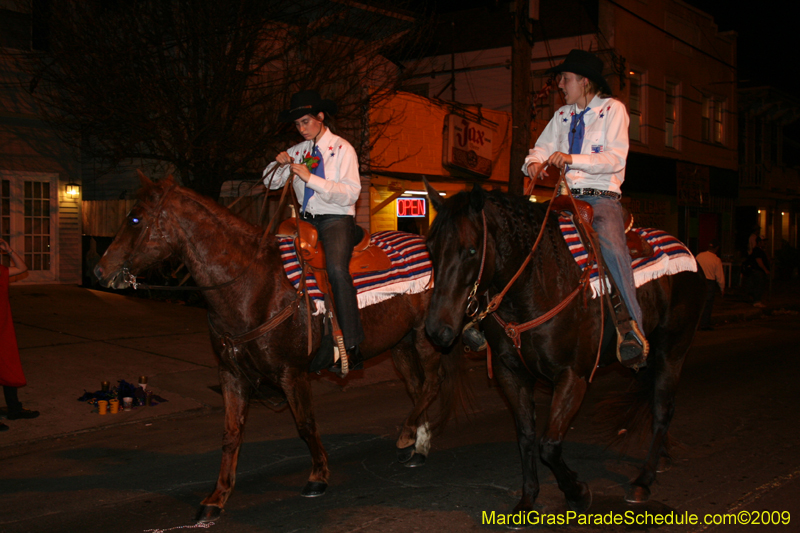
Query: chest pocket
[[585, 128, 605, 154]]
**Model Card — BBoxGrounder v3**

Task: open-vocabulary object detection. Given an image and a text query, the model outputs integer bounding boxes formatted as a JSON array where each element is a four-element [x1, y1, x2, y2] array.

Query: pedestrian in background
[[0, 239, 39, 432], [742, 236, 770, 308], [696, 241, 725, 331], [747, 225, 761, 255]]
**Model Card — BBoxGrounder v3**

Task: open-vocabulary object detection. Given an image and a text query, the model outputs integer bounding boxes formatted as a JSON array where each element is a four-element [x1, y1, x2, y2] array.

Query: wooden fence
[[82, 199, 137, 237]]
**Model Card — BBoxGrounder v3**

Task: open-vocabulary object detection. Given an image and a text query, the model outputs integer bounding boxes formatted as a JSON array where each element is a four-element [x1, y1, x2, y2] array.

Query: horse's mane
[[139, 179, 268, 241], [428, 188, 572, 279]]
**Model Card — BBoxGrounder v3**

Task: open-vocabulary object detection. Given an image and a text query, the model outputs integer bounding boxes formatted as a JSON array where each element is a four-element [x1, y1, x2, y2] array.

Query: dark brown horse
[[94, 175, 461, 522], [423, 183, 704, 514]]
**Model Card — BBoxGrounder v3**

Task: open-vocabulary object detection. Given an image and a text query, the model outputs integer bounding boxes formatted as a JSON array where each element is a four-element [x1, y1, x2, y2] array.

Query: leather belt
[[570, 188, 621, 200]]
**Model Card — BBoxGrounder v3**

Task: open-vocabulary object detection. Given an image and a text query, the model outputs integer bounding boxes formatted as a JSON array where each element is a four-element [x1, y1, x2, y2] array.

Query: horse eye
[[129, 216, 141, 226], [469, 247, 477, 256]]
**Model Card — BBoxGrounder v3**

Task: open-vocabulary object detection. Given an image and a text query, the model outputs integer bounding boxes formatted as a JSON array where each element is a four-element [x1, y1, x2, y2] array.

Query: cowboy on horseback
[[524, 49, 648, 368], [263, 89, 364, 373]]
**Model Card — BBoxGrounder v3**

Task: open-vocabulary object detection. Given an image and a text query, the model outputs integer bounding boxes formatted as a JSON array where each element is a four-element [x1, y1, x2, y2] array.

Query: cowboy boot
[[604, 284, 648, 369], [462, 325, 487, 352], [328, 345, 363, 378], [617, 320, 649, 369]]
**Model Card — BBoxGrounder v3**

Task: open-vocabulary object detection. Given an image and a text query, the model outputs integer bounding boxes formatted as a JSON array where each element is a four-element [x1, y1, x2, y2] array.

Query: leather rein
[[466, 174, 607, 382], [117, 169, 313, 357]]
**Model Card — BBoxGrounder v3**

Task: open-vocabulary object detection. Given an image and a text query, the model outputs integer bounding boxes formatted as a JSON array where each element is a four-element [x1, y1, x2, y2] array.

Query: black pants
[[303, 213, 364, 349], [3, 386, 22, 412], [747, 270, 767, 302], [700, 279, 717, 328]]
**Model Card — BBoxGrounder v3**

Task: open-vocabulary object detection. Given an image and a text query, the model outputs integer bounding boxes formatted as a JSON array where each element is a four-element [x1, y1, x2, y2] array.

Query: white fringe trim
[[310, 273, 432, 314], [588, 255, 697, 298], [356, 275, 432, 309]]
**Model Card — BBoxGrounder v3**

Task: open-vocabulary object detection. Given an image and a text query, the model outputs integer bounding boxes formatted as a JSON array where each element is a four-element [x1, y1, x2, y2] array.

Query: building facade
[[737, 86, 800, 274], [401, 0, 738, 256], [1, 3, 82, 284]]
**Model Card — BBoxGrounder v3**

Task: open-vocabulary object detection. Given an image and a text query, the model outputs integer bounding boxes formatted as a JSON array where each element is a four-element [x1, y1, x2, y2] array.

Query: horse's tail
[[429, 340, 473, 432]]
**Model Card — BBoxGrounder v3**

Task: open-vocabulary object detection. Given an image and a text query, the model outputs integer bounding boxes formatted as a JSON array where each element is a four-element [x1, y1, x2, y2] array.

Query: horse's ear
[[137, 169, 153, 187], [469, 182, 485, 212], [164, 174, 176, 185], [423, 177, 444, 212]]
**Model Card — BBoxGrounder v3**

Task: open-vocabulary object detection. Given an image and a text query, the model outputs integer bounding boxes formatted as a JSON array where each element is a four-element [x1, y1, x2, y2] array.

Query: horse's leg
[[391, 330, 442, 467], [493, 355, 541, 513], [539, 368, 592, 513], [278, 369, 330, 496], [626, 334, 687, 503], [198, 368, 251, 522]]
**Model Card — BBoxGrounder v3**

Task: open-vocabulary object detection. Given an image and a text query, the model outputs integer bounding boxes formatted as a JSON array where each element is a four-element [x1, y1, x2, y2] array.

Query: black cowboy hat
[[279, 90, 338, 123], [548, 49, 612, 95]]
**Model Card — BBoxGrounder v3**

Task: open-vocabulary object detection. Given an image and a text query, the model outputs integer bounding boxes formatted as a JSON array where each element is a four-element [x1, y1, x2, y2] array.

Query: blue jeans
[[580, 196, 643, 327], [303, 213, 365, 349]]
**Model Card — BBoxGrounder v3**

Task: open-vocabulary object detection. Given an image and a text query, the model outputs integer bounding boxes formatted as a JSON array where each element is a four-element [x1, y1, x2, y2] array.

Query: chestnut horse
[[423, 183, 704, 514], [94, 175, 461, 522]]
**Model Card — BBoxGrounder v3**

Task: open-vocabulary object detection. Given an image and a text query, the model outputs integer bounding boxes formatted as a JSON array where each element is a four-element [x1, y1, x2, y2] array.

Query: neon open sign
[[396, 197, 426, 218]]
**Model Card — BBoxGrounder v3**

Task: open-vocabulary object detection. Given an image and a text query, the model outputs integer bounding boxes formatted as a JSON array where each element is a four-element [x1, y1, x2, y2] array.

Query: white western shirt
[[522, 95, 630, 195], [263, 128, 361, 216]]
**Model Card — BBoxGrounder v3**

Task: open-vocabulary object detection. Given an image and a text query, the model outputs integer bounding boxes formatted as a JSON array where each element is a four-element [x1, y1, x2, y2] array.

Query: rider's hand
[[547, 152, 573, 169], [0, 239, 9, 253], [527, 162, 544, 180], [275, 151, 292, 165], [290, 163, 312, 182]]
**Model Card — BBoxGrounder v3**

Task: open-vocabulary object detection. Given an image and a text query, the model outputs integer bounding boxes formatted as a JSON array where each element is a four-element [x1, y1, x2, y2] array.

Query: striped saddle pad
[[559, 216, 698, 297], [278, 230, 432, 314]]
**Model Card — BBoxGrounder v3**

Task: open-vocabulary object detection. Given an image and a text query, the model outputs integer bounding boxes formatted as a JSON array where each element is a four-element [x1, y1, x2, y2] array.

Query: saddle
[[277, 217, 393, 294], [549, 195, 653, 259]]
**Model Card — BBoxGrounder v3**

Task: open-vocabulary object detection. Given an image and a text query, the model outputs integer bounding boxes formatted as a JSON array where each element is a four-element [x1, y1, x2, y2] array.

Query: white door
[[1, 172, 58, 282]]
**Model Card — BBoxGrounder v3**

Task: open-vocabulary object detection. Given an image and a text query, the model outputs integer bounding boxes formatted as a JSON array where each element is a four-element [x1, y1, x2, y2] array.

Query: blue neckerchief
[[301, 145, 325, 213], [568, 107, 591, 155]]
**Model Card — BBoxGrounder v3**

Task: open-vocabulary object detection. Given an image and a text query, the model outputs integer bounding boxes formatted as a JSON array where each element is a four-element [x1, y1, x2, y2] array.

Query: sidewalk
[[2, 280, 799, 448], [706, 277, 800, 326], [1, 285, 401, 448]]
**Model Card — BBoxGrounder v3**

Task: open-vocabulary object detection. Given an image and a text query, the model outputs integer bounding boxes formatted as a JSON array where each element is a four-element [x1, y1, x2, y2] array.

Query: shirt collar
[[314, 128, 335, 149], [574, 95, 607, 115]]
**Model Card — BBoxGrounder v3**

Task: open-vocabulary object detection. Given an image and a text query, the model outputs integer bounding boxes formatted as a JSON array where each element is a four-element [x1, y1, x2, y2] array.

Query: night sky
[[682, 0, 793, 94]]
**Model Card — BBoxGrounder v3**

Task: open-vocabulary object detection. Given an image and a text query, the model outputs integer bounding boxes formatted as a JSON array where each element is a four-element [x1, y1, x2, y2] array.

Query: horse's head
[[94, 172, 180, 289], [424, 179, 495, 348]]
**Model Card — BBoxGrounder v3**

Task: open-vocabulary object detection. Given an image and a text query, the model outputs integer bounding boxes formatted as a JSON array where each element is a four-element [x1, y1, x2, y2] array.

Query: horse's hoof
[[196, 505, 221, 523], [301, 481, 328, 497], [566, 482, 592, 514], [657, 454, 673, 473], [403, 453, 426, 468], [397, 444, 416, 464], [625, 484, 651, 503]]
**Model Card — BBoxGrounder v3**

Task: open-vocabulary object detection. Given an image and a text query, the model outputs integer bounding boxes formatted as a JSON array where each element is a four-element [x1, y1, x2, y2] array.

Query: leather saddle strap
[[209, 293, 301, 348]]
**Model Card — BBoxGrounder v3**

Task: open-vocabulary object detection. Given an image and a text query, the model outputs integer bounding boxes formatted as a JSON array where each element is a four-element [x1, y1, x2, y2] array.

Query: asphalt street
[[1, 284, 799, 532]]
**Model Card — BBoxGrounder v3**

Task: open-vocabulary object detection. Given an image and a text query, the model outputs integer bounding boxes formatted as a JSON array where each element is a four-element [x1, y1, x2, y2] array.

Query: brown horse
[[423, 183, 704, 514], [94, 175, 461, 522]]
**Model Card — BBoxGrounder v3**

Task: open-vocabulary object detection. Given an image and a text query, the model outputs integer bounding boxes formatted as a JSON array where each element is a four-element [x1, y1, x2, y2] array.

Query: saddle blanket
[[559, 216, 697, 298], [279, 230, 432, 315]]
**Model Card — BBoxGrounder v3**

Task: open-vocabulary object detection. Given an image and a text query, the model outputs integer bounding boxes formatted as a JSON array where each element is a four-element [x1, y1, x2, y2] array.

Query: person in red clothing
[[0, 238, 39, 432]]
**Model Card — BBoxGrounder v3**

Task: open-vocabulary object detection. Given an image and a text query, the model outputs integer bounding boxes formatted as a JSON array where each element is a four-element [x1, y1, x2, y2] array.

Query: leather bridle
[[465, 211, 488, 318], [462, 175, 606, 382]]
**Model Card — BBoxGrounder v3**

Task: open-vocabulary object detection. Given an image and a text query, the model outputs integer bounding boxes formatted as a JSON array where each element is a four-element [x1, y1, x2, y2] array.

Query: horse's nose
[[426, 321, 455, 347]]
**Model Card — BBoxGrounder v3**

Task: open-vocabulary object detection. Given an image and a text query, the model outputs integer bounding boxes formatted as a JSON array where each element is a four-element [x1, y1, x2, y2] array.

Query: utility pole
[[510, 0, 533, 195]]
